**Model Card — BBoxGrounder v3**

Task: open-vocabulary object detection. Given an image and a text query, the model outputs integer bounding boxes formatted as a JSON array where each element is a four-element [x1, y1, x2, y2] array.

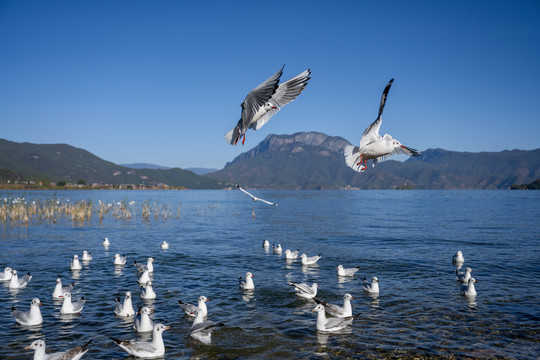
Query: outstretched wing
[[360, 79, 394, 149], [240, 66, 284, 129], [250, 69, 311, 131], [236, 184, 255, 200]]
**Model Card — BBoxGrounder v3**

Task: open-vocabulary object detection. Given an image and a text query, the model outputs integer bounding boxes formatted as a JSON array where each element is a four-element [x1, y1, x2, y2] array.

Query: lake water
[[1, 190, 539, 359]]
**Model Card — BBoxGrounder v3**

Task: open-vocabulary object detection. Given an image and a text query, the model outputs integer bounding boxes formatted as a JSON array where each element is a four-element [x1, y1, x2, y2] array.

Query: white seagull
[[456, 267, 473, 283], [160, 241, 169, 249], [140, 281, 157, 300], [239, 272, 255, 290], [8, 270, 32, 289], [60, 293, 85, 315], [178, 295, 209, 318], [344, 79, 420, 172], [273, 244, 282, 254], [312, 304, 358, 332], [289, 281, 319, 299], [314, 293, 355, 318], [363, 276, 380, 294], [70, 255, 82, 270], [284, 249, 299, 260], [134, 306, 154, 333], [225, 65, 311, 146], [52, 278, 74, 299], [103, 237, 111, 246], [138, 269, 151, 285], [453, 251, 465, 264], [12, 298, 43, 326], [301, 253, 322, 266], [111, 323, 169, 358], [114, 254, 126, 266], [262, 240, 270, 248], [25, 339, 91, 360], [0, 267, 13, 281], [114, 291, 135, 317], [337, 265, 360, 277], [461, 277, 478, 297], [235, 185, 278, 206], [134, 257, 155, 273], [189, 308, 224, 345], [81, 250, 92, 262]]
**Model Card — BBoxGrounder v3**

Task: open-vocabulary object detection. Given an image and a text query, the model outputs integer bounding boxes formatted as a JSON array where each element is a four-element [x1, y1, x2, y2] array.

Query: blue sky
[[1, 0, 539, 169]]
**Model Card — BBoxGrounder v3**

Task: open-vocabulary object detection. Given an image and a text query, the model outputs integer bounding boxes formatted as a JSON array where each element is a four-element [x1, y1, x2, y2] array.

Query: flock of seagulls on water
[[2, 67, 443, 358], [225, 65, 421, 174], [1, 232, 478, 358]]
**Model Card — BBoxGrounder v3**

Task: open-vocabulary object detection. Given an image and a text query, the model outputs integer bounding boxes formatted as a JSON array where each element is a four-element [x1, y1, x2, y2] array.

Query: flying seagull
[[344, 79, 420, 172], [236, 185, 278, 206], [226, 65, 311, 146]]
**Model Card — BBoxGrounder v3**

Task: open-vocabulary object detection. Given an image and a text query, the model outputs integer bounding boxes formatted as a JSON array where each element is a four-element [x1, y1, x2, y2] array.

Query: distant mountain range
[[1, 135, 538, 189], [207, 132, 540, 189], [0, 139, 221, 189]]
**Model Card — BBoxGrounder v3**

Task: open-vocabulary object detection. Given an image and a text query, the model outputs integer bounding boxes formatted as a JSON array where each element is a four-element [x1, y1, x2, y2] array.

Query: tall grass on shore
[[1, 197, 183, 227]]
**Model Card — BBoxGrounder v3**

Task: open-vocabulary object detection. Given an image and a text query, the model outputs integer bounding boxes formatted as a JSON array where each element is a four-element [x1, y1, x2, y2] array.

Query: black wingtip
[[110, 337, 123, 345], [11, 306, 16, 311], [81, 339, 93, 350]]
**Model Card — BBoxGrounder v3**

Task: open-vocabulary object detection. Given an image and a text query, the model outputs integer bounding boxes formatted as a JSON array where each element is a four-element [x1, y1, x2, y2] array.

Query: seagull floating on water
[[285, 249, 299, 260], [262, 240, 270, 248], [103, 237, 110, 246], [25, 339, 91, 360], [134, 306, 155, 333], [70, 255, 82, 270], [160, 241, 169, 249], [273, 244, 282, 254], [312, 304, 358, 332], [140, 281, 156, 300], [461, 277, 478, 297], [60, 292, 85, 315], [138, 269, 151, 285], [337, 265, 361, 277], [453, 251, 465, 264], [178, 295, 209, 318], [301, 253, 322, 266], [115, 291, 135, 317], [236, 185, 278, 206], [289, 281, 318, 299], [0, 267, 13, 281], [189, 308, 224, 345], [456, 267, 472, 283], [225, 65, 311, 146], [344, 79, 420, 172], [12, 298, 42, 326], [52, 278, 74, 299], [9, 269, 32, 289], [111, 323, 169, 358], [81, 250, 92, 262], [239, 272, 255, 290], [363, 276, 380, 294], [114, 254, 126, 266], [314, 293, 355, 318], [134, 257, 155, 273]]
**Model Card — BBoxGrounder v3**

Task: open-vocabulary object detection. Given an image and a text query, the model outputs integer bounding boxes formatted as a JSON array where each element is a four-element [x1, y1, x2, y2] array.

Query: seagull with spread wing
[[236, 185, 278, 206], [344, 79, 420, 172], [226, 65, 311, 146]]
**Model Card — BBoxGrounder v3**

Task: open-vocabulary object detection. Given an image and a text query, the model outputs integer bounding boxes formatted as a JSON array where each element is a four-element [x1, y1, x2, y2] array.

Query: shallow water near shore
[[1, 190, 539, 359]]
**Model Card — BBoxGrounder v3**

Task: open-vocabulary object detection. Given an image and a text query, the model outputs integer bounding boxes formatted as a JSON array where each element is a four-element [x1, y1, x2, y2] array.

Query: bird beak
[[24, 345, 32, 350], [163, 326, 170, 330], [150, 309, 154, 313], [311, 308, 317, 312], [39, 302, 43, 306], [206, 298, 210, 301]]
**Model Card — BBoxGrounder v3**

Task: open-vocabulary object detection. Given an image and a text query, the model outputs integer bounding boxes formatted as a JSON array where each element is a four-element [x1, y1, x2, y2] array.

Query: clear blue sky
[[1, 0, 539, 169]]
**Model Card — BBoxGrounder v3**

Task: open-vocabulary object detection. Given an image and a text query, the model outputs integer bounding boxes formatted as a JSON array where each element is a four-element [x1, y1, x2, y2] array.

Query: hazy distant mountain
[[207, 132, 540, 189], [0, 139, 221, 189], [120, 163, 171, 170], [186, 167, 220, 175]]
